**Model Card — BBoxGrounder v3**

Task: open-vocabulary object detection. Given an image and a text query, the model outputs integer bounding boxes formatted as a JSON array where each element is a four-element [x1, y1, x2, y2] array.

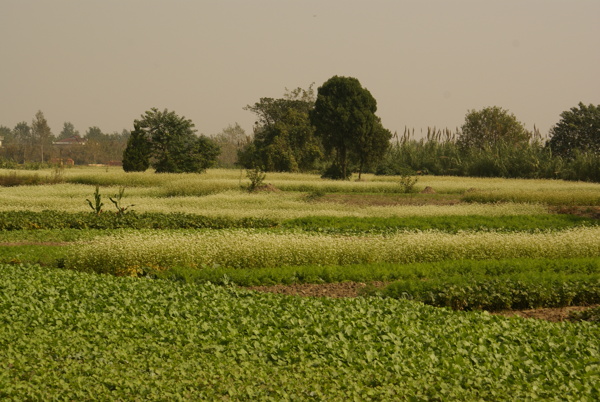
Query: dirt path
[[246, 282, 597, 322]]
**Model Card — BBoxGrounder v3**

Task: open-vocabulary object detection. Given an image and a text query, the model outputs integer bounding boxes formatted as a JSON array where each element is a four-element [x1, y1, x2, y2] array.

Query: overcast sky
[[1, 0, 599, 139]]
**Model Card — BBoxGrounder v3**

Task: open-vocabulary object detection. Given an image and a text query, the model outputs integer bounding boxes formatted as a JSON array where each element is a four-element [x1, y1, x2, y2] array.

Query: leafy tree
[[457, 106, 530, 151], [213, 123, 248, 168], [31, 110, 54, 163], [122, 124, 151, 172], [547, 102, 600, 157], [58, 122, 79, 140], [310, 76, 389, 179], [12, 122, 34, 163], [123, 108, 220, 173], [240, 85, 322, 172], [85, 126, 108, 142]]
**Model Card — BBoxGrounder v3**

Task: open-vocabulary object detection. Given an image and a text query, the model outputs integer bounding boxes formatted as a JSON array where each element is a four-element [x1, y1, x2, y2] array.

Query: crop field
[[1, 166, 599, 400]]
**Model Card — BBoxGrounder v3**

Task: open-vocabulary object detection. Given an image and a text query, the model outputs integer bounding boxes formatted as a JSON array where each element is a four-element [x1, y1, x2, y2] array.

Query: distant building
[[0, 136, 3, 148], [50, 158, 75, 166], [52, 136, 86, 146]]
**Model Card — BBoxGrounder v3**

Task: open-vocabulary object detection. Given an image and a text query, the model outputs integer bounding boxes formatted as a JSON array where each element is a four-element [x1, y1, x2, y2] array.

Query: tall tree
[[31, 110, 54, 163], [457, 106, 530, 151], [310, 76, 388, 179], [547, 102, 600, 157], [58, 122, 80, 140], [240, 84, 322, 172], [122, 123, 151, 172], [213, 123, 248, 168], [123, 108, 220, 173], [13, 121, 35, 163]]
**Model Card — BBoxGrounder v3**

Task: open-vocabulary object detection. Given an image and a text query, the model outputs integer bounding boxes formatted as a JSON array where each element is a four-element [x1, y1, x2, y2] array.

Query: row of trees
[[0, 112, 130, 166], [123, 76, 392, 177], [2, 75, 599, 182], [235, 80, 600, 182]]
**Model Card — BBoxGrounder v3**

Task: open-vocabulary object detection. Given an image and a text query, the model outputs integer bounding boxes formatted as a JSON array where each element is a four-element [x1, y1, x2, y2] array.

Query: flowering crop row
[[65, 227, 600, 276]]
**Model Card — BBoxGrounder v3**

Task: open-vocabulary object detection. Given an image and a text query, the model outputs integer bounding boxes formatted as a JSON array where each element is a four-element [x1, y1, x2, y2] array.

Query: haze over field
[[1, 0, 599, 138]]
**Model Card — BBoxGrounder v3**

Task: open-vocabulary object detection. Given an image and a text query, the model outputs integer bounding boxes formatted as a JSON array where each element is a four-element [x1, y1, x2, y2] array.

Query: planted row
[[0, 210, 276, 231], [153, 257, 600, 287], [64, 227, 600, 276], [283, 214, 598, 234], [367, 274, 600, 311]]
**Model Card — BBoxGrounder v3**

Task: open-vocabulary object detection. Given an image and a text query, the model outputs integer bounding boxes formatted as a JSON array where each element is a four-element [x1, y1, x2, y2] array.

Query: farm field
[[1, 166, 600, 399]]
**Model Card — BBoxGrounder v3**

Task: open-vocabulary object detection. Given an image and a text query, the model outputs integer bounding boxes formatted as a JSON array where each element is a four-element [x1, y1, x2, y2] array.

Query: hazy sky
[[1, 0, 599, 139]]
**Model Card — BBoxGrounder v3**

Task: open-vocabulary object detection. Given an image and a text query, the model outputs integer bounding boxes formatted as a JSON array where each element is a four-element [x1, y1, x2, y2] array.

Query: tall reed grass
[[377, 127, 600, 183]]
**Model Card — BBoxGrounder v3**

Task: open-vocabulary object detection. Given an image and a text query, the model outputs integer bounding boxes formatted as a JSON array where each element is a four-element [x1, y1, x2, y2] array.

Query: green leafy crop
[[1, 264, 598, 400]]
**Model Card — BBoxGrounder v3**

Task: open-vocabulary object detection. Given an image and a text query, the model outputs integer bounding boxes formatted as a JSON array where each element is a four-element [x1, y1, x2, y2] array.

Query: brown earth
[[246, 282, 598, 323], [549, 205, 600, 219]]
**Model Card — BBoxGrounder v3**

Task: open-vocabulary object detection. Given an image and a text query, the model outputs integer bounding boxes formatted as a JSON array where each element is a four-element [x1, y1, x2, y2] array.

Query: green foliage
[[245, 167, 266, 192], [376, 127, 600, 183], [548, 102, 600, 158], [122, 125, 151, 172], [85, 185, 104, 215], [240, 85, 323, 172], [458, 106, 531, 151], [154, 257, 600, 287], [311, 76, 389, 179], [1, 263, 599, 400], [108, 187, 134, 215], [398, 171, 419, 193], [569, 306, 600, 323], [126, 108, 220, 173], [283, 214, 599, 234], [373, 274, 600, 311], [0, 210, 277, 231], [320, 162, 352, 180]]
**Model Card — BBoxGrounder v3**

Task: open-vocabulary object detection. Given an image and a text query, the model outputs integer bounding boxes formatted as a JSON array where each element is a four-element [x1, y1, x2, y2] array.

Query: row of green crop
[[0, 210, 597, 232], [0, 210, 276, 230], [367, 274, 600, 311], [154, 258, 600, 312], [283, 214, 598, 234], [1, 264, 598, 400], [153, 257, 600, 286]]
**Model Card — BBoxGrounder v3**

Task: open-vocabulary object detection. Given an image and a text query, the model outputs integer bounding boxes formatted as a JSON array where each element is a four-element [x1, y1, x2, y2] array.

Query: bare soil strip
[[246, 282, 598, 323]]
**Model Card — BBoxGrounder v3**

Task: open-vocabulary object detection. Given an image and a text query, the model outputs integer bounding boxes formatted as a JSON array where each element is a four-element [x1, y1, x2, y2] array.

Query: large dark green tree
[[239, 85, 322, 172], [310, 76, 390, 179], [122, 123, 151, 172], [547, 102, 600, 157], [122, 108, 220, 173], [457, 106, 530, 151]]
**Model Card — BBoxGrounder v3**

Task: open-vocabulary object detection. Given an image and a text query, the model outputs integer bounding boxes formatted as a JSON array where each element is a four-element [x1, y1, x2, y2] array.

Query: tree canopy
[[310, 76, 390, 179], [122, 108, 220, 173], [457, 106, 530, 151], [239, 85, 322, 172], [547, 102, 600, 158]]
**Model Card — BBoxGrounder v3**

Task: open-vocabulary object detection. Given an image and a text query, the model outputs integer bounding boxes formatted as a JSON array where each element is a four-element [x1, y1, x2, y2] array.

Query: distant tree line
[[0, 111, 130, 166], [2, 77, 599, 182]]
